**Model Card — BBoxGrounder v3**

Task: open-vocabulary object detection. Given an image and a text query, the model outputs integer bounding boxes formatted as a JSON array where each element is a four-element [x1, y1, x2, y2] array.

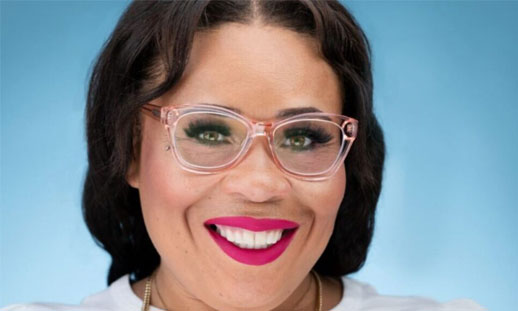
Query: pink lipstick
[[204, 216, 299, 265]]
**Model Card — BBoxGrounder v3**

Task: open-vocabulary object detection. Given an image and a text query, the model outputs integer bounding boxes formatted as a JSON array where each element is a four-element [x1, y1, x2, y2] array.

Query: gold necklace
[[142, 270, 323, 311], [141, 276, 152, 311], [312, 270, 323, 311]]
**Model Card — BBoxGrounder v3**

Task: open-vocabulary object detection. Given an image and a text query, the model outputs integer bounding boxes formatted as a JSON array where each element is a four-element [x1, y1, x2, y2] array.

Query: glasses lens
[[273, 119, 344, 175], [173, 112, 248, 168]]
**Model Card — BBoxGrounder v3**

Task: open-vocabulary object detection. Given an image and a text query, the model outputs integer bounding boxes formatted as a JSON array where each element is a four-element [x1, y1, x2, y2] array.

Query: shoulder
[[2, 275, 139, 311], [1, 303, 105, 311], [332, 277, 486, 311]]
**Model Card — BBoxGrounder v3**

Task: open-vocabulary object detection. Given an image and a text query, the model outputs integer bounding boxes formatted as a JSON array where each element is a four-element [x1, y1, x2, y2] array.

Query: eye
[[280, 126, 333, 151], [184, 121, 231, 145], [285, 135, 312, 149], [198, 131, 226, 142]]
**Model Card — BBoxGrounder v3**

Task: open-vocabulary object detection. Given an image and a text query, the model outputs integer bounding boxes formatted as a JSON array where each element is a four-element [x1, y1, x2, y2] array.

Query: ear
[[126, 158, 140, 188]]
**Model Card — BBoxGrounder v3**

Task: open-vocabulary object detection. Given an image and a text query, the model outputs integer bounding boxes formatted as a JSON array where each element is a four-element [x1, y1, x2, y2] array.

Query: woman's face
[[128, 23, 345, 310]]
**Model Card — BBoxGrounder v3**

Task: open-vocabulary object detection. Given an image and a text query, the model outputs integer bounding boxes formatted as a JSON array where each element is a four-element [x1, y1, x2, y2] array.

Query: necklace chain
[[141, 276, 152, 311], [142, 270, 323, 311], [312, 270, 323, 311]]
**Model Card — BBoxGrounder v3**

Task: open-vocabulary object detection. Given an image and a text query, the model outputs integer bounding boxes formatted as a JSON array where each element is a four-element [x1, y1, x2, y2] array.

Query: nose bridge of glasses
[[250, 121, 271, 138], [245, 122, 275, 159]]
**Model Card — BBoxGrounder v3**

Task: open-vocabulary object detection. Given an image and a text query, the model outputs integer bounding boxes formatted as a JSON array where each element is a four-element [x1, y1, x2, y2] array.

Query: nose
[[220, 140, 291, 203]]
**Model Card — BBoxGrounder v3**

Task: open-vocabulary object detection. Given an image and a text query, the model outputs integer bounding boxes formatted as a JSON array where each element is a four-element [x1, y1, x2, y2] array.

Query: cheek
[[136, 123, 223, 259], [137, 119, 210, 212], [138, 132, 182, 210], [289, 165, 345, 269], [136, 129, 201, 253], [300, 165, 346, 220]]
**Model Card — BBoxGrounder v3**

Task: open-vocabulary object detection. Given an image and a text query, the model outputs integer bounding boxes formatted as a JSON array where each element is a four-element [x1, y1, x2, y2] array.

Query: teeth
[[254, 231, 267, 248], [243, 230, 254, 248], [268, 230, 283, 244], [214, 225, 285, 249], [225, 229, 235, 242]]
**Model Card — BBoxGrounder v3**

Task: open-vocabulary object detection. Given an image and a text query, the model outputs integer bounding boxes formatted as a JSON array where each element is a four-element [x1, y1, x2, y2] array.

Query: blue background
[[1, 1, 517, 310]]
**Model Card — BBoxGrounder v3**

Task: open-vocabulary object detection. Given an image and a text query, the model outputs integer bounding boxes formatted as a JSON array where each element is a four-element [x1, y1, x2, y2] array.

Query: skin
[[128, 22, 346, 311]]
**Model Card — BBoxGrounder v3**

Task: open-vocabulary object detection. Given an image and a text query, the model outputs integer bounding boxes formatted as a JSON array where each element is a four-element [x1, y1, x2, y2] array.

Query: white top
[[2, 274, 486, 311]]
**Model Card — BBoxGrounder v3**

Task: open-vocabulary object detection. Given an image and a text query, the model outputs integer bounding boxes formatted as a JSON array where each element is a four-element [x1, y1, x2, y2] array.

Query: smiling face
[[128, 23, 346, 310]]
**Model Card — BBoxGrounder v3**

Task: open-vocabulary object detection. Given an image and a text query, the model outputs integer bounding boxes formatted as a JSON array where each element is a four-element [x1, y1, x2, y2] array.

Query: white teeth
[[254, 231, 267, 249], [214, 225, 285, 249], [226, 229, 235, 242], [266, 231, 275, 244], [233, 230, 243, 244], [243, 230, 254, 248]]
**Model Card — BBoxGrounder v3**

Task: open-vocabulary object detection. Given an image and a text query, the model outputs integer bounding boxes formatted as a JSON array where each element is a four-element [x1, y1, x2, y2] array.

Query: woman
[[4, 1, 483, 310]]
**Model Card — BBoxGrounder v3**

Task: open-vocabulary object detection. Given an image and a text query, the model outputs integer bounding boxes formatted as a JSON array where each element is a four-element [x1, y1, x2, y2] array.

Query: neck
[[133, 265, 340, 311]]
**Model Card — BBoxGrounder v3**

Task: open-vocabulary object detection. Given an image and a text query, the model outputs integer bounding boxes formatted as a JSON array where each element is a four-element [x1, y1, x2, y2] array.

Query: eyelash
[[183, 119, 334, 151], [184, 120, 231, 138], [282, 126, 333, 145]]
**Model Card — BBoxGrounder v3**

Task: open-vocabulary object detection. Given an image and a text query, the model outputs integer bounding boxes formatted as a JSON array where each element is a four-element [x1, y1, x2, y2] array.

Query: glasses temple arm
[[141, 103, 162, 121]]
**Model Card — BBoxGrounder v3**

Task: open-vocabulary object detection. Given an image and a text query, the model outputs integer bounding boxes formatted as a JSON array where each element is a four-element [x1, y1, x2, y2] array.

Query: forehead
[[159, 23, 343, 119]]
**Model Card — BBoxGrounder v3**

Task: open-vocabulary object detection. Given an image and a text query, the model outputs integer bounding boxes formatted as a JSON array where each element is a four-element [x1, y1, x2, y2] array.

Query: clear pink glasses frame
[[141, 103, 358, 181]]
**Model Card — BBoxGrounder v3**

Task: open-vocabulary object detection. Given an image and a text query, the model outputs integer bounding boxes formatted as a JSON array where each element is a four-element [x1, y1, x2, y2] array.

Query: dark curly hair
[[83, 0, 385, 285]]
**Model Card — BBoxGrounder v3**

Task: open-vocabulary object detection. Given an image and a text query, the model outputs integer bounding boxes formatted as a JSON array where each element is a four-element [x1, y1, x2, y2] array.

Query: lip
[[204, 216, 299, 265]]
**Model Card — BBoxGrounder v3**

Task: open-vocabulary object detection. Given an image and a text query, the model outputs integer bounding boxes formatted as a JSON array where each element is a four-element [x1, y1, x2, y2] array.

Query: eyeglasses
[[141, 103, 358, 181]]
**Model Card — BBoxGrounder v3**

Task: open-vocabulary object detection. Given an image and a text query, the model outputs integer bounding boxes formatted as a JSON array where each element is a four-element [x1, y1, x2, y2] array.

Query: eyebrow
[[209, 104, 323, 118], [276, 107, 323, 118]]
